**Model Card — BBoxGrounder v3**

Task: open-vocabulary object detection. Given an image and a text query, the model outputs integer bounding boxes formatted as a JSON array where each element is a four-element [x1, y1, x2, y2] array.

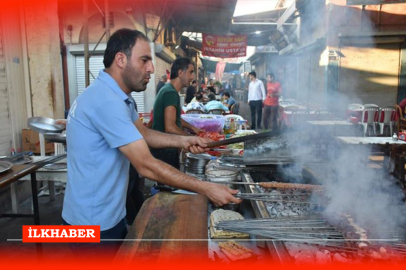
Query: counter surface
[[116, 191, 208, 261]]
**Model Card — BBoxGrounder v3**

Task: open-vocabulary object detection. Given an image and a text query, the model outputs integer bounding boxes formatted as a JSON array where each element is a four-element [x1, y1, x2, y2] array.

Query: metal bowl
[[43, 133, 66, 144], [27, 117, 65, 134], [0, 161, 13, 174]]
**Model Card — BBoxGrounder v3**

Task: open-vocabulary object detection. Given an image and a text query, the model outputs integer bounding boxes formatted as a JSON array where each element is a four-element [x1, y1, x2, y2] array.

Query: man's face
[[267, 75, 274, 82], [179, 64, 195, 88], [122, 39, 155, 92], [249, 75, 254, 81]]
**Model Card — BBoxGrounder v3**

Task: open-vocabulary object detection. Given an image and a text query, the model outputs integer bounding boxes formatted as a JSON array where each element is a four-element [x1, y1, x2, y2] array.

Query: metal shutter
[[0, 21, 12, 156], [75, 55, 145, 113], [155, 56, 171, 86]]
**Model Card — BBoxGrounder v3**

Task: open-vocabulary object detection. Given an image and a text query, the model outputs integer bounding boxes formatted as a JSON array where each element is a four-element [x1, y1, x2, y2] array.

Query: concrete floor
[[0, 193, 72, 259]]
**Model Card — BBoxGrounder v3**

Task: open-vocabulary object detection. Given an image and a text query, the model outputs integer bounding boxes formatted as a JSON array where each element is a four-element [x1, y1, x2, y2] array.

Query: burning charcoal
[[270, 208, 278, 216], [281, 210, 292, 217], [358, 242, 368, 249], [316, 251, 332, 264], [333, 253, 349, 263], [294, 251, 316, 265], [275, 203, 284, 211], [370, 251, 383, 260]]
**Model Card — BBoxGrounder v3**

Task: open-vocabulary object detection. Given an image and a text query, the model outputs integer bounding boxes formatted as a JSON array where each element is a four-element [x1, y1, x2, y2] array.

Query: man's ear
[[115, 52, 127, 69], [177, 69, 183, 78]]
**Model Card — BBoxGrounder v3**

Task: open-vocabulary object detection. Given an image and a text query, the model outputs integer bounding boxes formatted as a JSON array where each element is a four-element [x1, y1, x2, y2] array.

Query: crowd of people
[[154, 69, 282, 131]]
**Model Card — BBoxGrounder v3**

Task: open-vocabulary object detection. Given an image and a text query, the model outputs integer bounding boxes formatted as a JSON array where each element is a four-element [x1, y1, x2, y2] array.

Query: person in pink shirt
[[263, 73, 282, 131]]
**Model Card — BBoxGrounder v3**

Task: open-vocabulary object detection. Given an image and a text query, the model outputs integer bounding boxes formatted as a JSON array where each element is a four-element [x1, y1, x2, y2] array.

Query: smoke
[[321, 144, 406, 237]]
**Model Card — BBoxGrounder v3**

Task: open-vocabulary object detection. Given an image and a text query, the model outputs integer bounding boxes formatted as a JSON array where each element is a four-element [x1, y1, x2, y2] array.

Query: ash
[[261, 188, 320, 218]]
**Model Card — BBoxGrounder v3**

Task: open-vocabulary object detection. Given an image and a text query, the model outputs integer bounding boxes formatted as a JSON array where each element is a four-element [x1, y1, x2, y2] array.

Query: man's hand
[[190, 125, 205, 135], [55, 119, 67, 129], [201, 182, 242, 206], [182, 136, 212, 154]]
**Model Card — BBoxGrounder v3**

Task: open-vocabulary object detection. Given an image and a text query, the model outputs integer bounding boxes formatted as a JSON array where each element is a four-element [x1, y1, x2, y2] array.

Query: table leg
[[399, 155, 405, 182], [30, 172, 40, 225], [49, 180, 55, 201], [10, 182, 18, 213]]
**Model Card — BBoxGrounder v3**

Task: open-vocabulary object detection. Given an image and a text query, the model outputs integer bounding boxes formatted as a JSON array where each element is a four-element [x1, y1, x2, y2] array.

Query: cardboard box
[[22, 129, 54, 154]]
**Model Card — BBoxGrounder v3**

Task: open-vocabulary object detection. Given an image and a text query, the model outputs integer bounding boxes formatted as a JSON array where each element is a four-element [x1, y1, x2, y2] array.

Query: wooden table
[[116, 192, 208, 262], [0, 164, 40, 224]]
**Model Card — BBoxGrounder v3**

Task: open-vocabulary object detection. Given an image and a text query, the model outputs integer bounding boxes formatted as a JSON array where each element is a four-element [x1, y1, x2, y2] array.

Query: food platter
[[0, 161, 13, 174]]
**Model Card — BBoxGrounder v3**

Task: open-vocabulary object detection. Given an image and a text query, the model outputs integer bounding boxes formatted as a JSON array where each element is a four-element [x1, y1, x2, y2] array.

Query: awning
[[200, 58, 242, 74]]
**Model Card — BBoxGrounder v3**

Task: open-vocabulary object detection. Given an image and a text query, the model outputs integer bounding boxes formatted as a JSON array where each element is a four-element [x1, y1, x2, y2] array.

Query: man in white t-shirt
[[247, 71, 265, 129]]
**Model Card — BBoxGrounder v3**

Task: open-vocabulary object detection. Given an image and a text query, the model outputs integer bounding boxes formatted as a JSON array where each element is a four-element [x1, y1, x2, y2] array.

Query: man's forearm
[[143, 128, 184, 148], [142, 157, 208, 194]]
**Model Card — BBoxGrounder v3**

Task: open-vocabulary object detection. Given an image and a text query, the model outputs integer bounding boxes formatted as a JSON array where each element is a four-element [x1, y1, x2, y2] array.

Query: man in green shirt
[[151, 58, 201, 169]]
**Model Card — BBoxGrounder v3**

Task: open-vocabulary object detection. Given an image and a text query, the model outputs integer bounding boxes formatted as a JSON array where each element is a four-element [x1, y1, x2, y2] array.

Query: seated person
[[400, 98, 406, 115], [208, 86, 216, 95], [186, 94, 205, 112], [204, 93, 228, 112], [223, 92, 236, 109]]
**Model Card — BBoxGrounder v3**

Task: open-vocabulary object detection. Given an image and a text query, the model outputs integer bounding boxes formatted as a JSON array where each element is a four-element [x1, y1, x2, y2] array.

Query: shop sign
[[347, 0, 406, 4], [202, 34, 247, 58]]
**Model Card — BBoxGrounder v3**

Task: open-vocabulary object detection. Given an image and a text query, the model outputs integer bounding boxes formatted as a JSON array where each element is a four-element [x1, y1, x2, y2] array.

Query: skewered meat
[[259, 182, 323, 192], [218, 241, 254, 261]]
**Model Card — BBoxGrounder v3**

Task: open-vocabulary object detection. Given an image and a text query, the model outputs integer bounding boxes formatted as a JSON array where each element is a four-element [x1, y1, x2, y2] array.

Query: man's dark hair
[[192, 80, 197, 84], [208, 93, 216, 101], [224, 92, 231, 98], [267, 72, 275, 79], [196, 93, 203, 101], [170, 58, 193, 80], [208, 86, 216, 94], [103, 29, 149, 68], [249, 71, 256, 78]]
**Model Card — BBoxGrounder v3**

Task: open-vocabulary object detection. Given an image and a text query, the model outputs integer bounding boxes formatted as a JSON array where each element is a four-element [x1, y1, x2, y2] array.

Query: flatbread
[[210, 209, 249, 239]]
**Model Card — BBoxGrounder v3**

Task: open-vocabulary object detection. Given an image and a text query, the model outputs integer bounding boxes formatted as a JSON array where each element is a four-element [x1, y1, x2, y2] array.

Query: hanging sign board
[[347, 0, 406, 4], [202, 34, 247, 58]]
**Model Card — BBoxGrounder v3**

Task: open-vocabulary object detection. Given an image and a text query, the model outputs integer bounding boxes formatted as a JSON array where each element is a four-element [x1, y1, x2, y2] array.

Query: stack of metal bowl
[[205, 169, 239, 188], [185, 153, 212, 179]]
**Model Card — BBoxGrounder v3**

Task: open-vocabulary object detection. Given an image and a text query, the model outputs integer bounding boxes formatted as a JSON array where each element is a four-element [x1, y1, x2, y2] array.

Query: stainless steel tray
[[27, 117, 65, 134], [0, 161, 13, 173], [44, 133, 66, 144]]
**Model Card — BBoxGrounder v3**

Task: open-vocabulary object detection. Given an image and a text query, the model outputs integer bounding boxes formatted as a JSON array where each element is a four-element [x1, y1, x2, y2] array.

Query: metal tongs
[[233, 191, 320, 205]]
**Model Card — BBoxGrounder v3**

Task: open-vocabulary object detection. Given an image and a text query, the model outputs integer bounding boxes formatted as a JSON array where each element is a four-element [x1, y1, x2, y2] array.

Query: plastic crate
[[181, 114, 226, 132]]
